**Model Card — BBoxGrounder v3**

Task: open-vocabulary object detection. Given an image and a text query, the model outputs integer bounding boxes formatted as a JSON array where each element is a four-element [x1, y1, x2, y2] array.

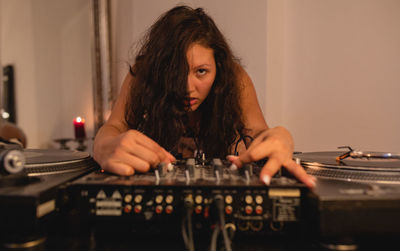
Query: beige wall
[[0, 0, 93, 149], [267, 0, 400, 152]]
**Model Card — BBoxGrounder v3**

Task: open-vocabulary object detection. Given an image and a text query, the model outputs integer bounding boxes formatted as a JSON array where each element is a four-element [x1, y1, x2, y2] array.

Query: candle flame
[[75, 116, 85, 123]]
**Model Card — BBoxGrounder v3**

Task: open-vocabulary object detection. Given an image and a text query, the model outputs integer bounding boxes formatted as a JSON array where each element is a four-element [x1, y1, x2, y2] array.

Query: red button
[[165, 205, 173, 214], [134, 205, 142, 214], [225, 206, 233, 215], [245, 205, 253, 215], [195, 205, 202, 214], [255, 206, 263, 215], [155, 205, 163, 214]]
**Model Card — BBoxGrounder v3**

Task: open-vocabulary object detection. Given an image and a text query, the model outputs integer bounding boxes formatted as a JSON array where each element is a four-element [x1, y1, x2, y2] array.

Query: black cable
[[182, 215, 189, 249], [213, 195, 232, 251], [187, 206, 195, 251], [209, 224, 220, 251], [182, 196, 195, 251], [233, 134, 254, 155]]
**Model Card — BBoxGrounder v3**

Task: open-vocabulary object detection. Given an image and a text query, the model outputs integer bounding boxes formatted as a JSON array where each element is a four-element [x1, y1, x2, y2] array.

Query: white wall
[[267, 0, 400, 152], [1, 0, 94, 149]]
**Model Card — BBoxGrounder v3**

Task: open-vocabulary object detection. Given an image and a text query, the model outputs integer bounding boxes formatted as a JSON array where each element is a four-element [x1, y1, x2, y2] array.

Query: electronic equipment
[[0, 148, 25, 176], [0, 149, 97, 249], [69, 158, 306, 230], [296, 150, 400, 250], [67, 158, 307, 251], [2, 147, 400, 250]]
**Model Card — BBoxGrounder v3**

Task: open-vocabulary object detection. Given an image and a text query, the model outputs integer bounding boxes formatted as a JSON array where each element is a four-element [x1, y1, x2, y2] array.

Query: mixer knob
[[167, 163, 174, 172], [186, 158, 195, 177], [244, 164, 253, 176], [212, 158, 223, 177], [156, 162, 166, 176]]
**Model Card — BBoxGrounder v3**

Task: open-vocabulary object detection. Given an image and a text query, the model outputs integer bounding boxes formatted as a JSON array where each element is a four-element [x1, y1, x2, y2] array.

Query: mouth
[[184, 97, 197, 106]]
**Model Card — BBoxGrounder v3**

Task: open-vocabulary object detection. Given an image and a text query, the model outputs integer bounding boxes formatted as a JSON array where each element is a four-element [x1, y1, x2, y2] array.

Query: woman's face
[[185, 43, 216, 111]]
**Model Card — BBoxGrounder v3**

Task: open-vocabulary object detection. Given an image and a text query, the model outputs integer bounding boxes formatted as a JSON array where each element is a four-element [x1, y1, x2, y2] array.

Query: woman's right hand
[[93, 129, 175, 176]]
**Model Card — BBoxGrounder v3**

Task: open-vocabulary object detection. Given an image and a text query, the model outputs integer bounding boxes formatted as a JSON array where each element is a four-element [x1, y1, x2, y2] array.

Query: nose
[[187, 73, 195, 94]]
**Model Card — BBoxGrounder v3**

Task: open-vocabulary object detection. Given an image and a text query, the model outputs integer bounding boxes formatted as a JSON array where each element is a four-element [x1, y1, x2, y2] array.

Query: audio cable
[[182, 195, 195, 251], [209, 195, 233, 251]]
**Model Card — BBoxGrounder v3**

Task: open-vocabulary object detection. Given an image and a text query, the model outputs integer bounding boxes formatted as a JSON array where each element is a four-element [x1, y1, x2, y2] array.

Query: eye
[[196, 68, 208, 76]]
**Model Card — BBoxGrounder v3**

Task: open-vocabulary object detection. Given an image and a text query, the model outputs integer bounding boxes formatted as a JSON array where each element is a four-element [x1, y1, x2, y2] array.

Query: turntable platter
[[24, 149, 90, 165], [295, 151, 400, 184], [22, 149, 95, 176]]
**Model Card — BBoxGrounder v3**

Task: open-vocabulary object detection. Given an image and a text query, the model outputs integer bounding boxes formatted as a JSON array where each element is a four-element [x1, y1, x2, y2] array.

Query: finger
[[117, 150, 153, 173], [259, 157, 282, 185], [104, 160, 135, 176], [284, 160, 316, 188], [161, 148, 176, 162], [130, 132, 173, 164], [226, 155, 243, 168], [127, 143, 165, 168], [238, 139, 273, 164], [245, 130, 268, 150]]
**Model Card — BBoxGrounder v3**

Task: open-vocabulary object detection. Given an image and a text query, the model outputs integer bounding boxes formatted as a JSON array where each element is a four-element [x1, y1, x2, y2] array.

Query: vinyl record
[[22, 149, 96, 176], [295, 151, 400, 184]]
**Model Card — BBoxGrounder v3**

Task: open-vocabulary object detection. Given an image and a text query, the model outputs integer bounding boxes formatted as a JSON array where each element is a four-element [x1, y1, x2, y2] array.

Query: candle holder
[[76, 138, 87, 151], [53, 138, 89, 152], [53, 138, 72, 150]]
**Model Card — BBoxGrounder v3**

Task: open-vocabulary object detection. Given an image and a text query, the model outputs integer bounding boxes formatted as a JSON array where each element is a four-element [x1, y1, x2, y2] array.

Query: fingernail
[[262, 175, 271, 185], [127, 168, 134, 176], [309, 177, 316, 188], [229, 163, 237, 171], [226, 155, 235, 160]]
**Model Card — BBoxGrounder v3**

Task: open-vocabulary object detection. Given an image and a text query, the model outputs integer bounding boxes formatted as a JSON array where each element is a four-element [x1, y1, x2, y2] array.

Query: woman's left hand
[[227, 126, 316, 188]]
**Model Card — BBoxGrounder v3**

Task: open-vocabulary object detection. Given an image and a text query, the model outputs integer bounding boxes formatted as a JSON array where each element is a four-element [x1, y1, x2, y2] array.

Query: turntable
[[294, 148, 400, 241], [0, 148, 97, 249]]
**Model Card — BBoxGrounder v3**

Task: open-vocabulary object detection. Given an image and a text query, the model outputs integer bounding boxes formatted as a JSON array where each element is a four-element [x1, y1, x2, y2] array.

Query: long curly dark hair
[[125, 5, 246, 158]]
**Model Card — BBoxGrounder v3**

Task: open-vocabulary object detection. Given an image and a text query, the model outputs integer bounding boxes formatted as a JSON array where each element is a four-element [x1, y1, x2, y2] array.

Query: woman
[[93, 5, 315, 188]]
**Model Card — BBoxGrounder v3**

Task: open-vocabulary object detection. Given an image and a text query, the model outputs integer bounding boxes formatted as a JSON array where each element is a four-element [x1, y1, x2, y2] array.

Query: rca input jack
[[249, 221, 264, 232], [270, 221, 284, 232], [237, 220, 250, 231]]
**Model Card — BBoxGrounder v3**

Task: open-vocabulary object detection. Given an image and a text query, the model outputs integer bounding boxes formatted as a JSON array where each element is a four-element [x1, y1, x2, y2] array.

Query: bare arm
[[228, 66, 315, 188], [93, 73, 175, 175]]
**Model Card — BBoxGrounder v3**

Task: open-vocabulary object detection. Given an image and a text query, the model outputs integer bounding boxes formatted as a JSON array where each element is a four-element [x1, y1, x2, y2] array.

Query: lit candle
[[73, 116, 86, 139]]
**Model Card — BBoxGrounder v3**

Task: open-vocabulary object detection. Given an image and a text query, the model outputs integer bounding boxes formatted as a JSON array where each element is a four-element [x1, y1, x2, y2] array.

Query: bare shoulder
[[235, 64, 268, 136], [104, 73, 135, 132]]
